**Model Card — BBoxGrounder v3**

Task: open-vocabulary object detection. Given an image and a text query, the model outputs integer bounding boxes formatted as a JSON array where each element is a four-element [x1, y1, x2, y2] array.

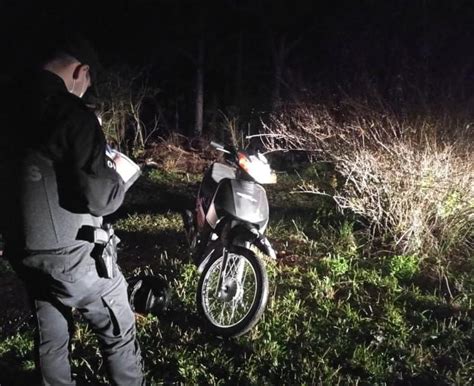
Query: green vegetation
[[0, 167, 472, 385]]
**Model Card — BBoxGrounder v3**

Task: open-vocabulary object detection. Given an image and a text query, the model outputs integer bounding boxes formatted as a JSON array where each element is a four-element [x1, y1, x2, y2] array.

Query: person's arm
[[64, 108, 125, 217]]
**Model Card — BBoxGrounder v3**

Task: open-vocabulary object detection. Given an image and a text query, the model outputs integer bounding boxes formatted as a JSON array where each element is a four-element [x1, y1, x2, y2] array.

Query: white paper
[[108, 149, 140, 183]]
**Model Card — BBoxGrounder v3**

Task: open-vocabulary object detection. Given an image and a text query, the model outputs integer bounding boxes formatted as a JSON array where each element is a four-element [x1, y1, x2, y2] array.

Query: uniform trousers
[[25, 261, 144, 386]]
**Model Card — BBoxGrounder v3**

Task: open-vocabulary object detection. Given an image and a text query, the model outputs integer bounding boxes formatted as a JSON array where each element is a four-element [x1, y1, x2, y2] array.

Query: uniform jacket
[[0, 70, 125, 272]]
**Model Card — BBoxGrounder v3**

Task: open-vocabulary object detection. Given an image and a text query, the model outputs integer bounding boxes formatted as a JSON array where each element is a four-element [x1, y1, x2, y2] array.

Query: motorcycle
[[183, 141, 277, 337]]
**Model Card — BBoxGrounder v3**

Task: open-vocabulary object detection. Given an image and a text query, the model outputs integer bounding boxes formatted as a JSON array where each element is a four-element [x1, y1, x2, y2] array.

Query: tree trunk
[[194, 38, 204, 137], [271, 37, 286, 111]]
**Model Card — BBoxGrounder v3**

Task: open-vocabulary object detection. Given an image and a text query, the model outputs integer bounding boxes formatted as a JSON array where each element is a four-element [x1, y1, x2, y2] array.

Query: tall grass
[[262, 99, 474, 261]]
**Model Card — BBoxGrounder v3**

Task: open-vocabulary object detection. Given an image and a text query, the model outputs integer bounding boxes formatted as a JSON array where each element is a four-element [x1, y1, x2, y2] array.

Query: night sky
[[1, 0, 474, 124]]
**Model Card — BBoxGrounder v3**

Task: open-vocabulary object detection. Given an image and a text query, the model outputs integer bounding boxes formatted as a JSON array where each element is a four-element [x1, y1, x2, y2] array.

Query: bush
[[95, 66, 161, 156], [261, 99, 474, 260]]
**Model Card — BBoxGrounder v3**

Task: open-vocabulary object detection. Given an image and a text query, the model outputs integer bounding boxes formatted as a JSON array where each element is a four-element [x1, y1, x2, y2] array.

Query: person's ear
[[72, 64, 82, 80], [72, 64, 89, 80], [81, 64, 90, 76]]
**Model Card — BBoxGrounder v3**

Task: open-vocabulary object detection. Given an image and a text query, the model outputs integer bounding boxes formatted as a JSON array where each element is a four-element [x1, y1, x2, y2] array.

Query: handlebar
[[210, 141, 224, 150], [210, 141, 232, 154]]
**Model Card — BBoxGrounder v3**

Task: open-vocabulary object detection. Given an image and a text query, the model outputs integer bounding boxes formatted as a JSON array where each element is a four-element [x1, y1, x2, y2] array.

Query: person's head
[[43, 53, 91, 97], [41, 35, 101, 98]]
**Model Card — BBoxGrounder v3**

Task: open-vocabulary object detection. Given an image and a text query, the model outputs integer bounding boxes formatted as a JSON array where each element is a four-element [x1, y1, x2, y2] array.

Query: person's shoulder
[[60, 92, 99, 125]]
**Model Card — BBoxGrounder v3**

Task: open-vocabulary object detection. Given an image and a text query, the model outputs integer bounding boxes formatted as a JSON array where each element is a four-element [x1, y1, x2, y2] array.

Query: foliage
[[0, 257, 13, 275], [262, 99, 474, 261], [96, 66, 161, 156], [218, 109, 249, 150], [389, 254, 420, 281]]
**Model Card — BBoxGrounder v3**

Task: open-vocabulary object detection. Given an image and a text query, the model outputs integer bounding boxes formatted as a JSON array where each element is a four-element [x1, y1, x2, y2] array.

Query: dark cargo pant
[[28, 263, 144, 386]]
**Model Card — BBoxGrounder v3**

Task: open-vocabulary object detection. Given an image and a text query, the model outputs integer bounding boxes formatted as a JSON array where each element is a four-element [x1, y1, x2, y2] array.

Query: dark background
[[1, 0, 474, 134]]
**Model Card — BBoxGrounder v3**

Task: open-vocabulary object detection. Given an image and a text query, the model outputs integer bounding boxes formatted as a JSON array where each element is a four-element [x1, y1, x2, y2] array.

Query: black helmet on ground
[[128, 275, 171, 316]]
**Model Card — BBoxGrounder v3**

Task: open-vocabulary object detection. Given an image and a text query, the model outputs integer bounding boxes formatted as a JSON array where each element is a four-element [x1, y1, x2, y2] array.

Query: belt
[[76, 225, 111, 245]]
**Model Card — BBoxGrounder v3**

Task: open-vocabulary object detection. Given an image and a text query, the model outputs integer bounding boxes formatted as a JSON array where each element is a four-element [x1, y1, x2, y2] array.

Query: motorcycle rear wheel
[[196, 246, 269, 338]]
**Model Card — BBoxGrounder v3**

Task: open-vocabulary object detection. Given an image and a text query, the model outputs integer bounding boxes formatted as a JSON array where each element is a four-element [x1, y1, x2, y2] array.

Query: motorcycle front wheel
[[196, 246, 269, 338]]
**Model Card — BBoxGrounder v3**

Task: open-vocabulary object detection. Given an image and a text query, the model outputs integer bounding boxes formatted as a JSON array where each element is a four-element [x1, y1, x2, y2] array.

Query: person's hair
[[42, 51, 79, 68], [39, 35, 101, 81]]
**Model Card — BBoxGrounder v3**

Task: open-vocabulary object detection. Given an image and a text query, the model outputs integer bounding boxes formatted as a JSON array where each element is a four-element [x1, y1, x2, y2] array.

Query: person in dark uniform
[[0, 36, 145, 385]]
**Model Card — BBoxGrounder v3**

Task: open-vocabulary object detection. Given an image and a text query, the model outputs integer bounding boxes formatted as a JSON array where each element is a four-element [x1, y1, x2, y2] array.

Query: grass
[[0, 167, 472, 385]]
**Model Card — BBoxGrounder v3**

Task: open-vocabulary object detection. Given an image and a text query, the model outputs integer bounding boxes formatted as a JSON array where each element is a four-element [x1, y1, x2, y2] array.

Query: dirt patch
[[141, 136, 220, 174]]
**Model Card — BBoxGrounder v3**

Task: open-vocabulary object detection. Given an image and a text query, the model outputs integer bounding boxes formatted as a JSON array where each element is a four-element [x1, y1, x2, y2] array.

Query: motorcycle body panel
[[214, 179, 269, 230], [196, 162, 235, 231], [196, 162, 269, 232]]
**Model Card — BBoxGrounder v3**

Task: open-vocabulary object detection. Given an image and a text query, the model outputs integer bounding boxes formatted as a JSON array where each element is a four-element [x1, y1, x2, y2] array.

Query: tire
[[196, 246, 269, 338]]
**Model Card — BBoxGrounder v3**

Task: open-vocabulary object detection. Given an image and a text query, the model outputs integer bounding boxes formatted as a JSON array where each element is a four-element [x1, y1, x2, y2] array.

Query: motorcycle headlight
[[238, 152, 277, 184]]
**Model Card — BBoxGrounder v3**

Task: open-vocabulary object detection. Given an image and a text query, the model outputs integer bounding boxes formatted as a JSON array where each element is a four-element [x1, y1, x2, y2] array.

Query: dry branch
[[261, 100, 474, 258]]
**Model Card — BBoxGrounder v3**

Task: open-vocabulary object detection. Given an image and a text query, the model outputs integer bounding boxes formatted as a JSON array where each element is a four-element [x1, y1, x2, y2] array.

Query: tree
[[194, 37, 204, 137]]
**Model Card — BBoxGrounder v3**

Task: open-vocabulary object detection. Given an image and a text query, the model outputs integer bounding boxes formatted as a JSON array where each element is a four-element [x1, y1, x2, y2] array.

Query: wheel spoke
[[201, 252, 260, 329], [219, 302, 226, 324], [224, 256, 238, 280], [230, 299, 236, 321]]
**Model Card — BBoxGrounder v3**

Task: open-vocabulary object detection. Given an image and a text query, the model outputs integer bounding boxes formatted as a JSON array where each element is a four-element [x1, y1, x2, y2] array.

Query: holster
[[79, 224, 119, 279]]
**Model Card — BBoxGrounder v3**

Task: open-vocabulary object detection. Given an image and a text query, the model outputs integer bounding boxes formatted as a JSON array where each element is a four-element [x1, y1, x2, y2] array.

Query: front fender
[[228, 224, 276, 259]]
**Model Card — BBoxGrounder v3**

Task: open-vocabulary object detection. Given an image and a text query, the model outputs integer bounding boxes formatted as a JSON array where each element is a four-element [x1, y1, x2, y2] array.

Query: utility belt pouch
[[91, 223, 120, 279]]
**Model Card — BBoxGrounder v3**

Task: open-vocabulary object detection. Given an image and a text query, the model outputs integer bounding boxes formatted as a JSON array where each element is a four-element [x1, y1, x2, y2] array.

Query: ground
[[0, 150, 473, 385]]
